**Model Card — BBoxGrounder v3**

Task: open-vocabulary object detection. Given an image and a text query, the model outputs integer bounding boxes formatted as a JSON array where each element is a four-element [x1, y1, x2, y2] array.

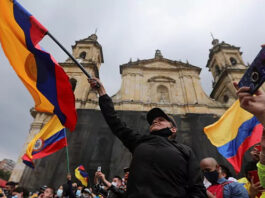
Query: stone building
[[10, 34, 254, 189], [0, 159, 15, 173]]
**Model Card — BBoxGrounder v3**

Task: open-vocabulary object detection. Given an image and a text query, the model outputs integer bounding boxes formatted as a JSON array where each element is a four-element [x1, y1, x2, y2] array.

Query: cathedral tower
[[60, 34, 104, 109], [206, 38, 247, 106]]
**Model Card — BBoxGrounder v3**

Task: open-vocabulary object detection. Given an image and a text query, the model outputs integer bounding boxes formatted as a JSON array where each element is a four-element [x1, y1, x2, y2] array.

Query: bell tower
[[60, 34, 104, 108], [206, 38, 247, 106]]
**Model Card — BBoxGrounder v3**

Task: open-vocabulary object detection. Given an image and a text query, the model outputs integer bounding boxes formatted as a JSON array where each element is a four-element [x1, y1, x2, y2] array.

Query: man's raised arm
[[88, 78, 142, 152]]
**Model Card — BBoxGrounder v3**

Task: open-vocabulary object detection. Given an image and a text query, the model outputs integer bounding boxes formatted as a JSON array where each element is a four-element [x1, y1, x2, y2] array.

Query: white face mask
[[111, 182, 117, 187], [57, 189, 63, 197]]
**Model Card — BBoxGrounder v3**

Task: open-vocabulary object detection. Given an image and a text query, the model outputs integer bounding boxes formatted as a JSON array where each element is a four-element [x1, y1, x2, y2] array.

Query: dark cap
[[6, 181, 18, 186], [146, 108, 176, 127], [123, 167, 130, 173]]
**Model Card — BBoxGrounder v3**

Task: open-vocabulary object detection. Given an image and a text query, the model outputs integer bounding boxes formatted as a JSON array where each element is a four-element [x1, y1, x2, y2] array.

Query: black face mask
[[204, 170, 219, 184], [151, 128, 172, 137]]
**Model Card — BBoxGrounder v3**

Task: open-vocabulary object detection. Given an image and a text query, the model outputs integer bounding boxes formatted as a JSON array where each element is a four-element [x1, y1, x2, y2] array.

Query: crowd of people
[[3, 80, 265, 198], [0, 167, 129, 198]]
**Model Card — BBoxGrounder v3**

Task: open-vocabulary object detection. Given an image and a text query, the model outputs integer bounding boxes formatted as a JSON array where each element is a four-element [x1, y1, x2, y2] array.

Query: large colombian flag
[[0, 0, 77, 131], [75, 165, 89, 187], [22, 115, 67, 168], [204, 100, 263, 173]]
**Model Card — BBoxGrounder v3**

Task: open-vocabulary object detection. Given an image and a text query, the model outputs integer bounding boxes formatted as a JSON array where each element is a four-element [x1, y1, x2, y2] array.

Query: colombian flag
[[204, 100, 263, 173], [0, 0, 77, 131], [75, 165, 89, 187], [22, 115, 67, 168]]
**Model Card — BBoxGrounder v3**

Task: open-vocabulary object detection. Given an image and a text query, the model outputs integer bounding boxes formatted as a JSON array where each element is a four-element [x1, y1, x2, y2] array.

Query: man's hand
[[97, 172, 106, 181], [88, 78, 106, 96], [249, 177, 265, 198], [67, 173, 71, 181], [233, 82, 265, 126]]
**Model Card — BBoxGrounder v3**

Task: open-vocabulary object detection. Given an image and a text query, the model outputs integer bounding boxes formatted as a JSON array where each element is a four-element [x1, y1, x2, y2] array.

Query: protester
[[234, 82, 265, 188], [12, 187, 29, 198], [88, 78, 207, 197], [75, 186, 82, 198], [219, 164, 237, 182], [42, 188, 54, 198], [81, 188, 96, 198], [200, 157, 248, 197], [238, 161, 265, 198], [5, 182, 17, 198], [121, 167, 129, 191], [93, 171, 125, 198], [62, 174, 75, 198], [55, 186, 63, 198]]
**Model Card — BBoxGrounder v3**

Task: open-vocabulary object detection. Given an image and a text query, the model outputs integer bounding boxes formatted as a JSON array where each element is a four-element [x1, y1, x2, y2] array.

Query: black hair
[[219, 164, 232, 179], [13, 187, 29, 198], [244, 160, 257, 177], [113, 176, 122, 182]]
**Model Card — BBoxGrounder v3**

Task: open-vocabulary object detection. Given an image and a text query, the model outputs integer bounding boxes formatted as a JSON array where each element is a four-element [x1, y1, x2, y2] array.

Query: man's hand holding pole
[[88, 78, 106, 96]]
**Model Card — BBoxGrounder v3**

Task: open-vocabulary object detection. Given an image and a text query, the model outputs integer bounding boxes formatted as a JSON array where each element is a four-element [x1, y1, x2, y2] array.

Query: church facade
[[10, 34, 253, 189]]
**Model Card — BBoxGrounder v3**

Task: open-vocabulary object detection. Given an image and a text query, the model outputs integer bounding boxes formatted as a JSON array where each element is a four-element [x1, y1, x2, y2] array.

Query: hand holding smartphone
[[239, 47, 265, 94]]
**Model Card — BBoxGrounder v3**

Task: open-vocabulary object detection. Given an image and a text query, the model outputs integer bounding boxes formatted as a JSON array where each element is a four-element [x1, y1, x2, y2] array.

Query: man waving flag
[[0, 0, 77, 131]]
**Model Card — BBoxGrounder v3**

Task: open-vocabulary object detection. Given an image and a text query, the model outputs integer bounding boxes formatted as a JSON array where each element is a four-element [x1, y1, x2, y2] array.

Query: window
[[215, 65, 221, 75], [157, 85, 169, 103], [223, 95, 229, 103], [230, 57, 237, 65], [69, 78, 77, 91], [79, 51, 86, 59]]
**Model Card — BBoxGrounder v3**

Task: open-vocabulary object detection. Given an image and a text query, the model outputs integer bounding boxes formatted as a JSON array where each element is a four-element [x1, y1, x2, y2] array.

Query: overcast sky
[[1, 0, 265, 162]]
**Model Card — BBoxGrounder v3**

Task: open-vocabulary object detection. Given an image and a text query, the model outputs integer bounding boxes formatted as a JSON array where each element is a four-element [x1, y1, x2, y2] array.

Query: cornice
[[210, 68, 246, 97], [206, 42, 241, 68]]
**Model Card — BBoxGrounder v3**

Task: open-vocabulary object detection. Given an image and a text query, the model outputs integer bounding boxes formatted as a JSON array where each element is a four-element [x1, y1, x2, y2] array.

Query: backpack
[[207, 181, 233, 198]]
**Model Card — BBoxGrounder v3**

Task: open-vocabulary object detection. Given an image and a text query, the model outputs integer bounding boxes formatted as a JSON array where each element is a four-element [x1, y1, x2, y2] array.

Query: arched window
[[223, 95, 229, 103], [230, 57, 237, 65], [69, 78, 77, 91], [79, 51, 86, 59], [215, 65, 221, 75], [157, 85, 169, 103]]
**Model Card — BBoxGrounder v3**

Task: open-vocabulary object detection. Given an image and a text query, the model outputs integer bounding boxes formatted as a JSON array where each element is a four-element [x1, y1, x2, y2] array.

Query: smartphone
[[248, 170, 260, 184], [97, 166, 101, 172], [238, 47, 265, 94]]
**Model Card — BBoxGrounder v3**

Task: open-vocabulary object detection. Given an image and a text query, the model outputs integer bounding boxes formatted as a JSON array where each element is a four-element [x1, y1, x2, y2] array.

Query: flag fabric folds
[[22, 115, 67, 168], [75, 165, 89, 187], [0, 0, 77, 131], [204, 100, 263, 173]]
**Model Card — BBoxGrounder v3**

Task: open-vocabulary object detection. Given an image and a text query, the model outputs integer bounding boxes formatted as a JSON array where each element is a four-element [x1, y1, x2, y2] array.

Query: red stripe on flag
[[227, 124, 263, 173], [33, 137, 67, 159], [53, 55, 77, 131]]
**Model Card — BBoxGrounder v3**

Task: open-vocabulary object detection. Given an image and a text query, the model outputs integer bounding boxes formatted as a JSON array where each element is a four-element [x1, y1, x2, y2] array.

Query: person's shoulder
[[172, 141, 192, 152]]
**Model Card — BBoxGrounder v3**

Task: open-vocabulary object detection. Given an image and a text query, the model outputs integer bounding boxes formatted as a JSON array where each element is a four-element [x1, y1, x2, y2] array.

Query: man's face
[[112, 178, 122, 187], [43, 188, 53, 198], [6, 185, 14, 193], [149, 117, 174, 132], [200, 160, 219, 174]]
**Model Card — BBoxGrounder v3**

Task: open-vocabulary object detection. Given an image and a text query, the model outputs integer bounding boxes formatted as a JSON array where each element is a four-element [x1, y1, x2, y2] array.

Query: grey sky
[[0, 0, 265, 162]]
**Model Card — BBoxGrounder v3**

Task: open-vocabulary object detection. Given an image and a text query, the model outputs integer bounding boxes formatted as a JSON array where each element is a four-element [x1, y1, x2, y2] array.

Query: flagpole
[[64, 129, 70, 174]]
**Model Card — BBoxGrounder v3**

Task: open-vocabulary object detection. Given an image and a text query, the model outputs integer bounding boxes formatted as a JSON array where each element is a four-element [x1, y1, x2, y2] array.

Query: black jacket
[[99, 94, 207, 198]]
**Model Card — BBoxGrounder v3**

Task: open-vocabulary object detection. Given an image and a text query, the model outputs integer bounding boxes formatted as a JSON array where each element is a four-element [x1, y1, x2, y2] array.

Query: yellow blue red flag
[[204, 100, 263, 173], [22, 115, 67, 168], [0, 0, 77, 131], [75, 165, 89, 187]]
